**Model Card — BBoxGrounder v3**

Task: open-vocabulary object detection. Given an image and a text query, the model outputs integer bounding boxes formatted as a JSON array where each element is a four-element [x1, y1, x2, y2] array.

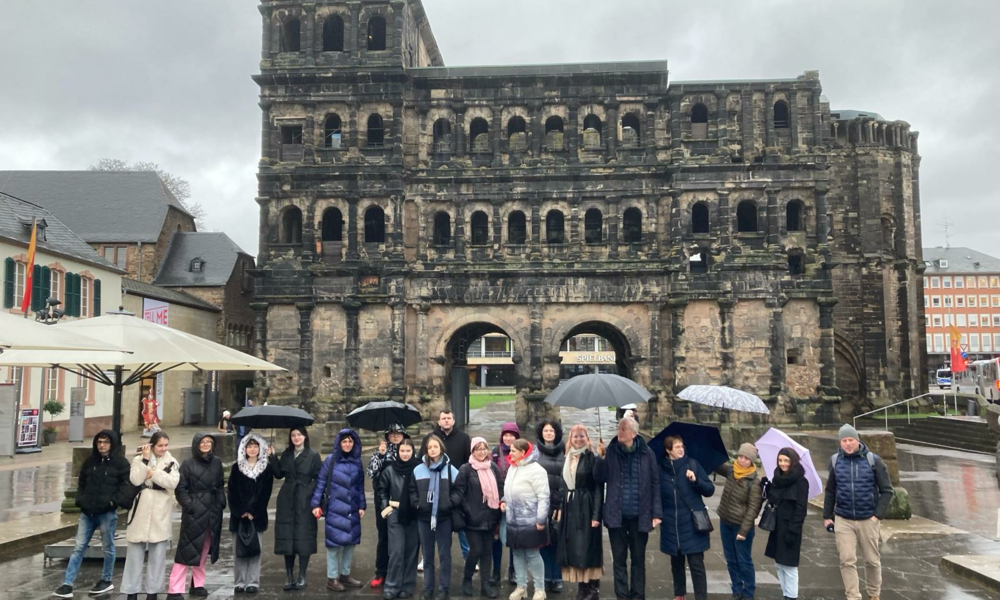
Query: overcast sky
[[1, 0, 996, 257]]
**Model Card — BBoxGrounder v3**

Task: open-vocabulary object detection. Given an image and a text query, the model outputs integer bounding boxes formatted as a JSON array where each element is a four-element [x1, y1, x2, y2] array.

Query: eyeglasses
[[96, 439, 111, 445]]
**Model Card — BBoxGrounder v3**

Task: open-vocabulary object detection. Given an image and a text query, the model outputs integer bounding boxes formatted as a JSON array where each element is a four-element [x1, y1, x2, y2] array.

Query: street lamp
[[34, 297, 65, 325]]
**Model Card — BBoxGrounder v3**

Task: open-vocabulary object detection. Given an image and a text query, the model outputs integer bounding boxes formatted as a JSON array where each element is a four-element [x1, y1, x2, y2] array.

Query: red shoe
[[370, 577, 385, 589]]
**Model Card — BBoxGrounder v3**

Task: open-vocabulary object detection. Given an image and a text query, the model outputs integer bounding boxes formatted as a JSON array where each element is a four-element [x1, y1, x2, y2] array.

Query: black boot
[[284, 567, 296, 591], [551, 581, 563, 594], [586, 580, 600, 600], [461, 579, 474, 597], [482, 582, 498, 599], [574, 583, 587, 600]]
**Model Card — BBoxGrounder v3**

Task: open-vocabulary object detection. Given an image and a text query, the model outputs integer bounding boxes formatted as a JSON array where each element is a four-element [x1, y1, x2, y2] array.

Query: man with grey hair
[[594, 417, 661, 600]]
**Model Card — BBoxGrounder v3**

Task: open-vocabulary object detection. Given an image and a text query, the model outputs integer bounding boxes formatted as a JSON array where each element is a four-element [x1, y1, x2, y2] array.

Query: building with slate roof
[[0, 191, 125, 440], [251, 0, 926, 427]]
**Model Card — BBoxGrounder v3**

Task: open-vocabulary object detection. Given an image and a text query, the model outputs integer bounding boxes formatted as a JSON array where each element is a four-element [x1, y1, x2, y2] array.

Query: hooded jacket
[[174, 433, 226, 566], [228, 434, 274, 533], [492, 422, 521, 476], [126, 449, 180, 544], [594, 435, 662, 532], [823, 441, 894, 521], [76, 429, 131, 516], [534, 420, 566, 514], [502, 444, 550, 549], [311, 429, 367, 547]]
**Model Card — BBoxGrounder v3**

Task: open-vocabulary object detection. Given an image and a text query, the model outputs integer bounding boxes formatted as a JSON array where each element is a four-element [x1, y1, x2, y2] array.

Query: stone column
[[343, 300, 361, 400], [764, 90, 775, 148], [303, 194, 316, 260], [529, 102, 543, 157], [348, 102, 359, 149], [414, 302, 430, 390], [644, 100, 658, 163], [391, 101, 403, 164], [303, 113, 317, 164], [491, 112, 503, 167], [647, 302, 664, 386], [296, 301, 315, 398], [529, 302, 543, 389], [390, 300, 406, 396], [717, 190, 731, 248], [256, 197, 270, 264], [645, 195, 660, 259], [491, 200, 503, 259], [606, 102, 619, 160], [766, 187, 781, 246], [815, 183, 830, 245], [349, 4, 361, 57], [789, 91, 799, 150], [252, 302, 269, 361], [812, 88, 823, 146], [454, 198, 466, 259], [818, 297, 838, 395], [454, 105, 466, 159], [260, 8, 272, 60], [346, 195, 360, 260], [669, 95, 682, 150], [607, 196, 620, 260], [390, 194, 404, 260], [303, 4, 316, 65], [767, 297, 787, 396], [569, 204, 581, 260], [715, 91, 728, 150], [259, 101, 273, 163], [668, 299, 688, 393], [567, 101, 579, 161], [529, 199, 542, 260], [718, 298, 736, 386]]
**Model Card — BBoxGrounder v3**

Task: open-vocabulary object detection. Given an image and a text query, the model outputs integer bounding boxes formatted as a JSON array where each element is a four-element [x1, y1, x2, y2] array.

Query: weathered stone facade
[[251, 0, 926, 427]]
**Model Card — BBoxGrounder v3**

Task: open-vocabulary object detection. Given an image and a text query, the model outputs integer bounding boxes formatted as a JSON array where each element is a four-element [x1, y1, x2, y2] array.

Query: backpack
[[830, 451, 876, 471]]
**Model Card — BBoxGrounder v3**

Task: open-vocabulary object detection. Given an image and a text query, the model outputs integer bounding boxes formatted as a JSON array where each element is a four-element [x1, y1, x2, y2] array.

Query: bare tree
[[90, 158, 206, 229]]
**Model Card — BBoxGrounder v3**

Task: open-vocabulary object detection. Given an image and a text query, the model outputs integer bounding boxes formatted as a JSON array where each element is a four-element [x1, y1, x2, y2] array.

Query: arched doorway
[[445, 322, 520, 429], [835, 334, 865, 414], [558, 321, 634, 381]]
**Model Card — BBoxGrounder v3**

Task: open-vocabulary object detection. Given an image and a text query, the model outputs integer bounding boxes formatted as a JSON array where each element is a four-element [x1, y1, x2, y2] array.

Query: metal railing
[[853, 392, 937, 430], [467, 350, 514, 358]]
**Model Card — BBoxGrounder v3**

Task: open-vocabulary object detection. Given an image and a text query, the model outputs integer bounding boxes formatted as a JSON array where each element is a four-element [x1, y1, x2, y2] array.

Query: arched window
[[736, 201, 758, 233], [367, 114, 384, 147], [622, 207, 643, 242], [281, 19, 301, 52], [364, 206, 385, 243], [691, 103, 709, 138], [774, 100, 790, 129], [281, 206, 302, 244], [546, 210, 565, 244], [786, 200, 804, 232], [584, 208, 603, 243], [323, 15, 344, 51], [692, 202, 710, 234], [620, 113, 641, 147], [545, 116, 564, 150], [321, 207, 343, 242], [583, 114, 602, 150], [788, 249, 804, 275], [367, 16, 386, 51], [433, 212, 451, 246], [507, 116, 527, 137], [508, 211, 527, 244], [469, 118, 489, 152], [470, 211, 489, 246], [433, 118, 452, 152], [324, 114, 342, 149], [507, 116, 527, 151]]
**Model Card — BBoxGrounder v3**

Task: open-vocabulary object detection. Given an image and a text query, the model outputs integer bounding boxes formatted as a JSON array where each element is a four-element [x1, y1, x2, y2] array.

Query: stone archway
[[440, 320, 523, 429]]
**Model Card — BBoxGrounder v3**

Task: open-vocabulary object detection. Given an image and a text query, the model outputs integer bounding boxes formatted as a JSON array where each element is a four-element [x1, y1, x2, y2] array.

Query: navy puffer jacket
[[311, 429, 366, 547], [822, 442, 893, 521], [658, 454, 715, 556], [593, 435, 662, 533]]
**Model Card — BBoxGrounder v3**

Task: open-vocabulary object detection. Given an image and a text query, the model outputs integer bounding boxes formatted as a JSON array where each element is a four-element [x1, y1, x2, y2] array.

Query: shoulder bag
[[677, 478, 714, 533]]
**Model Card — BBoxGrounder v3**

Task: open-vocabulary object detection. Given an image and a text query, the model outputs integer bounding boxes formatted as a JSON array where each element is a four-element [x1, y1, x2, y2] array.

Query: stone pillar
[[302, 195, 316, 260], [766, 187, 781, 246], [346, 195, 360, 260], [606, 102, 618, 160], [256, 197, 270, 264], [349, 4, 361, 56], [767, 297, 787, 396], [812, 88, 823, 146], [390, 301, 406, 396], [567, 101, 580, 161], [647, 302, 664, 386], [645, 195, 660, 259], [343, 300, 362, 400], [454, 105, 466, 159], [529, 199, 542, 260], [260, 101, 273, 163], [715, 91, 728, 150], [491, 200, 503, 258], [296, 301, 315, 398], [718, 297, 736, 386], [789, 91, 799, 150], [644, 100, 658, 163], [348, 102, 359, 149], [815, 183, 830, 245], [260, 8, 272, 60], [302, 113, 317, 164], [303, 5, 316, 65], [491, 112, 503, 167], [390, 194, 404, 260], [252, 302, 269, 361], [818, 297, 838, 394], [391, 101, 403, 164], [668, 299, 688, 393], [569, 204, 581, 260], [740, 90, 755, 162], [607, 196, 620, 260], [669, 95, 682, 150], [454, 198, 466, 259], [529, 302, 543, 389], [668, 189, 683, 266], [764, 90, 775, 147], [717, 190, 731, 248], [414, 302, 430, 390], [529, 102, 543, 157]]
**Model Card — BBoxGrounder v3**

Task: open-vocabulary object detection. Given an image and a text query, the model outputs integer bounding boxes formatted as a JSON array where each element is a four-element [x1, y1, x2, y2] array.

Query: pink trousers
[[168, 534, 211, 593]]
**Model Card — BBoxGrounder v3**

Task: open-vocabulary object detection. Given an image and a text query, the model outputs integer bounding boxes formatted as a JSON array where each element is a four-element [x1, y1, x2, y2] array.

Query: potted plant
[[43, 399, 64, 446]]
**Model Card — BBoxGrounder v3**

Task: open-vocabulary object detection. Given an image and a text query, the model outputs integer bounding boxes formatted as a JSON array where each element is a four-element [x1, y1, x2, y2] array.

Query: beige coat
[[126, 451, 180, 544]]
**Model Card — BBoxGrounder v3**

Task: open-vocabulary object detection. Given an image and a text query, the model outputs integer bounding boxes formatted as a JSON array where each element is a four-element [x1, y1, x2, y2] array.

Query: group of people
[[51, 416, 894, 600]]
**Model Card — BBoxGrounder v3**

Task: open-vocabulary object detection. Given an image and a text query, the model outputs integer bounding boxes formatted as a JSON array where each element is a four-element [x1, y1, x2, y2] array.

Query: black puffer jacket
[[454, 462, 504, 532], [376, 455, 421, 525], [174, 433, 226, 566], [535, 420, 566, 514], [76, 429, 130, 516], [271, 446, 322, 556]]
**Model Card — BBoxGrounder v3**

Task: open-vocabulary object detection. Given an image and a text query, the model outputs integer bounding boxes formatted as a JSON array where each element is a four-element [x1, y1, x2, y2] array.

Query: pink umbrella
[[755, 427, 824, 499]]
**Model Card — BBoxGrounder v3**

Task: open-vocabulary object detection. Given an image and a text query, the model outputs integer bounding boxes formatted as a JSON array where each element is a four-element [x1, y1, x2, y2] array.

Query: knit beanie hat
[[737, 443, 758, 461], [839, 423, 860, 441]]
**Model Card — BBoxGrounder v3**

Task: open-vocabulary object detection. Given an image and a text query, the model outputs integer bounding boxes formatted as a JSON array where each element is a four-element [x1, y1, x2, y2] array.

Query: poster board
[[17, 408, 39, 448], [143, 298, 168, 420]]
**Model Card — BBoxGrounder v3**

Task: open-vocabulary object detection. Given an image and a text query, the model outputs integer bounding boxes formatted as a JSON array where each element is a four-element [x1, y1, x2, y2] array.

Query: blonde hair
[[564, 424, 593, 454]]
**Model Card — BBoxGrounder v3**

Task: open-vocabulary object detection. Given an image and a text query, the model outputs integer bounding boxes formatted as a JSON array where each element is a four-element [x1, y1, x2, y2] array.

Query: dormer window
[[938, 259, 949, 268], [190, 257, 205, 273]]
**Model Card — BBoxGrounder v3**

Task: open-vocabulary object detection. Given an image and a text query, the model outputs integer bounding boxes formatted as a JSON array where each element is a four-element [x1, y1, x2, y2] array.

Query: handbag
[[759, 502, 778, 532], [236, 518, 261, 558], [677, 479, 714, 534], [449, 467, 467, 532]]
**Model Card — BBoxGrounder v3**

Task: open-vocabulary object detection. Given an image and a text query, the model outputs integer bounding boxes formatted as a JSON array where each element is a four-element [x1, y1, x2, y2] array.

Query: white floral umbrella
[[677, 384, 770, 414]]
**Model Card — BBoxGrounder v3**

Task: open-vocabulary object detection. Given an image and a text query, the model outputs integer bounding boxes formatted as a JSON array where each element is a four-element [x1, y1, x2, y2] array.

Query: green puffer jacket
[[715, 463, 763, 537]]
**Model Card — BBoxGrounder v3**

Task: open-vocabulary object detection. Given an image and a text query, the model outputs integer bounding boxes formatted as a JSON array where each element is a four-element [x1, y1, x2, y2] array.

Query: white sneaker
[[530, 589, 546, 600], [509, 587, 527, 600], [418, 559, 424, 573], [476, 564, 480, 572]]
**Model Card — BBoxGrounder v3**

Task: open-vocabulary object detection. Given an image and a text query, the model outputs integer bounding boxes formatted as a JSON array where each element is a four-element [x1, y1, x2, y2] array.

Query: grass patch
[[469, 394, 517, 409]]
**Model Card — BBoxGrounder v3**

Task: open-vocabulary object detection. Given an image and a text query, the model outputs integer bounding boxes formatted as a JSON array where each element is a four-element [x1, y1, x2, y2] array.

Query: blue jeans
[[326, 545, 356, 578], [540, 543, 562, 583], [64, 511, 118, 586], [720, 521, 755, 597], [511, 548, 544, 590], [458, 530, 469, 559]]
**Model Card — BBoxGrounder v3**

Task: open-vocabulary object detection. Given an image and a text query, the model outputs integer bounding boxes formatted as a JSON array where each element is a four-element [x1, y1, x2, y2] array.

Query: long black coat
[[174, 434, 226, 566], [271, 447, 322, 556], [454, 462, 504, 532], [557, 450, 604, 569], [228, 461, 274, 533], [764, 465, 810, 567]]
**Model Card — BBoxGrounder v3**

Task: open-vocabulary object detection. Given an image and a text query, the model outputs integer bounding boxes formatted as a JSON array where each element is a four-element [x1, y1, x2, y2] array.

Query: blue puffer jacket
[[311, 429, 366, 547], [658, 454, 715, 556], [823, 442, 894, 521]]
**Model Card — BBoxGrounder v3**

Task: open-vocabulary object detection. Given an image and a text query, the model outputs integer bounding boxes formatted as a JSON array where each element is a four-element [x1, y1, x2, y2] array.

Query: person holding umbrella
[[715, 444, 763, 600], [491, 422, 521, 587], [454, 437, 504, 598], [368, 423, 412, 589], [658, 435, 715, 600], [764, 448, 809, 600], [228, 433, 274, 594], [312, 429, 367, 592], [268, 426, 322, 591], [377, 438, 421, 600], [534, 420, 565, 594], [556, 425, 604, 600]]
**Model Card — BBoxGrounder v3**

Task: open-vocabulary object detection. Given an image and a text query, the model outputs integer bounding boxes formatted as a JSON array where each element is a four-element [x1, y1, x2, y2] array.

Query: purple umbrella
[[755, 427, 823, 499]]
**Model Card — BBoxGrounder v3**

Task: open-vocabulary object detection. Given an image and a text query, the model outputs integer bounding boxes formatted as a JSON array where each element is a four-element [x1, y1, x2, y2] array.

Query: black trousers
[[607, 518, 648, 600], [463, 530, 494, 582], [670, 552, 707, 600], [375, 509, 389, 578]]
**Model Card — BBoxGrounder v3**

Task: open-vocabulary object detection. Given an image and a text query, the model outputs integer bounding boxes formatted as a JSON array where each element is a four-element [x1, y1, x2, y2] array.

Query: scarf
[[469, 450, 500, 509], [509, 442, 533, 466], [733, 461, 757, 480], [563, 445, 589, 491], [427, 456, 448, 530]]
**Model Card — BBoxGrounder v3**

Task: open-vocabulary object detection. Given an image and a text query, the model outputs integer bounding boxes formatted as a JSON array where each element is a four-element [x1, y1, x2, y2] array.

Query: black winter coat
[[594, 436, 662, 532], [376, 457, 420, 525], [557, 450, 604, 570], [228, 461, 274, 533], [764, 465, 810, 567], [535, 421, 566, 515], [454, 462, 503, 532], [174, 434, 226, 566], [76, 429, 130, 516], [271, 447, 322, 556], [421, 427, 472, 469]]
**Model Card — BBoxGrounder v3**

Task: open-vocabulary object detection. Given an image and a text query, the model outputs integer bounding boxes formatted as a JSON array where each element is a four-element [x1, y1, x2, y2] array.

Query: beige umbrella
[[0, 311, 125, 352], [0, 310, 285, 434]]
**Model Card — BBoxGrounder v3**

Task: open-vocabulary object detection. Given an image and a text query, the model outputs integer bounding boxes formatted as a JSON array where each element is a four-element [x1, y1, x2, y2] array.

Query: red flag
[[949, 324, 967, 373], [20, 220, 37, 314]]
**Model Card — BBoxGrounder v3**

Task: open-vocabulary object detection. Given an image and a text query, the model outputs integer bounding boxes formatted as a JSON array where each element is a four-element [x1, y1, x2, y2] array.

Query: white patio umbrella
[[0, 310, 285, 434], [0, 311, 125, 352]]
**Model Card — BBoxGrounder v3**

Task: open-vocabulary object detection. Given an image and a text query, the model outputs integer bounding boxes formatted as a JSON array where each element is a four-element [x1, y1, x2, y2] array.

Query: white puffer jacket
[[126, 451, 180, 544]]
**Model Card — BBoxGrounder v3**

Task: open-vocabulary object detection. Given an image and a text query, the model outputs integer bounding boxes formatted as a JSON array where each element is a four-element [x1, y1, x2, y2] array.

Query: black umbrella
[[544, 373, 653, 442], [651, 422, 729, 473], [230, 405, 315, 430], [347, 400, 422, 432]]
